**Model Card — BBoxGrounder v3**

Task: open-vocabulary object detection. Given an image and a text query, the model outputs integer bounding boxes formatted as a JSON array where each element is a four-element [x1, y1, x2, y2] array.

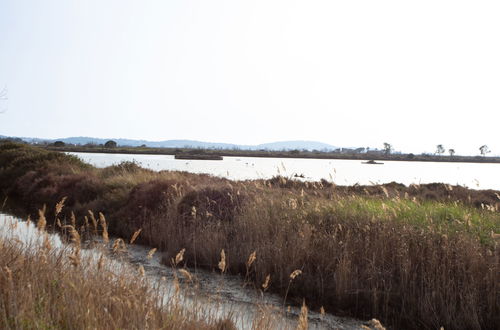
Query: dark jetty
[[175, 154, 223, 160]]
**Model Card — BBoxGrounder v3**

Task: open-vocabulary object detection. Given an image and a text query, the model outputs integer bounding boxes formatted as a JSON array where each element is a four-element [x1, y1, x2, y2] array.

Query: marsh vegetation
[[0, 142, 499, 329]]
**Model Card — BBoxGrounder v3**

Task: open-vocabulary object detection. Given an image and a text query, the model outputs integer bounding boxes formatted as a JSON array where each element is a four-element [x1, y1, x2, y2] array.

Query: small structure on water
[[362, 160, 384, 165]]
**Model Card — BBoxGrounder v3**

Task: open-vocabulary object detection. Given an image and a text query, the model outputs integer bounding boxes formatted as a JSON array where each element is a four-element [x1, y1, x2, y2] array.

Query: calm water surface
[[69, 152, 500, 190]]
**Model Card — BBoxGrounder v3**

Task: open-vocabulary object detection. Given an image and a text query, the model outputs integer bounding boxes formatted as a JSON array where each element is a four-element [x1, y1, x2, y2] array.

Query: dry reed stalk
[[262, 274, 271, 291], [173, 276, 180, 298], [179, 268, 193, 282], [380, 186, 390, 198], [246, 251, 257, 269], [98, 212, 109, 244], [43, 233, 52, 251], [218, 249, 226, 273], [70, 211, 76, 227], [88, 210, 98, 233], [368, 319, 386, 330], [296, 300, 308, 330], [112, 238, 127, 253], [97, 254, 105, 270], [84, 216, 89, 230], [55, 196, 67, 216], [284, 270, 302, 307], [173, 248, 185, 266], [290, 269, 302, 280], [37, 207, 47, 231], [63, 225, 81, 247], [138, 265, 145, 277], [130, 228, 142, 244], [147, 248, 157, 260], [69, 246, 81, 268]]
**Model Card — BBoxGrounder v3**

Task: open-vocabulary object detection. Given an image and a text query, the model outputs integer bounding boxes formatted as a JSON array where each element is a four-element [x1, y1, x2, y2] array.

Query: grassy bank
[[0, 218, 238, 329], [1, 142, 499, 329]]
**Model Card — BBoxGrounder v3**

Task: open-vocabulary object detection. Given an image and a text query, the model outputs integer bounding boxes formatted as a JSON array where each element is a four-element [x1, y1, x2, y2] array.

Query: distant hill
[[256, 140, 337, 151], [0, 135, 337, 151]]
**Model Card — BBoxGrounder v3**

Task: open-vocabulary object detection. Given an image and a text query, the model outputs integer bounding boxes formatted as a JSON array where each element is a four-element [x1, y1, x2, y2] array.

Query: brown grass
[[0, 224, 236, 329], [1, 142, 499, 329]]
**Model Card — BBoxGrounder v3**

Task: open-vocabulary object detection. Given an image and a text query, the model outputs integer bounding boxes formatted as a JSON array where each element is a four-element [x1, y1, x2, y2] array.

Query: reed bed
[[0, 219, 238, 329], [1, 142, 499, 329]]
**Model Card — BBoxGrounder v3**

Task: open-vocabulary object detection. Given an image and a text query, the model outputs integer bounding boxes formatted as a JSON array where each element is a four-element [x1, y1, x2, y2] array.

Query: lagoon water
[[69, 152, 500, 190]]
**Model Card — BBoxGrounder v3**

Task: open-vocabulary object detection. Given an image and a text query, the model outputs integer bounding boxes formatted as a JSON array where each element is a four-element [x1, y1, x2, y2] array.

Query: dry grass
[[1, 142, 499, 329], [1, 212, 311, 330], [0, 224, 237, 329]]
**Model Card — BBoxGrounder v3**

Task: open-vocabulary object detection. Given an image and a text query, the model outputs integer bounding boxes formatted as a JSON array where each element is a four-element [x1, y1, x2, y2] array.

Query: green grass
[[319, 196, 499, 246]]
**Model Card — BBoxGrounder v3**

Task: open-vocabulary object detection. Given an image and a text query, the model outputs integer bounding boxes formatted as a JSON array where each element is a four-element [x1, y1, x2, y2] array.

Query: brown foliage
[[177, 187, 245, 223]]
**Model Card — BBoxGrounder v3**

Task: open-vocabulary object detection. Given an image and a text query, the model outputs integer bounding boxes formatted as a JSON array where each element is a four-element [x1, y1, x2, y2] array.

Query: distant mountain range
[[0, 135, 339, 151]]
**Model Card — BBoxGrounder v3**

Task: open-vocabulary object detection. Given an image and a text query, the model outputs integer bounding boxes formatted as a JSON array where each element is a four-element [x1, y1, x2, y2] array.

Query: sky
[[0, 1, 499, 155]]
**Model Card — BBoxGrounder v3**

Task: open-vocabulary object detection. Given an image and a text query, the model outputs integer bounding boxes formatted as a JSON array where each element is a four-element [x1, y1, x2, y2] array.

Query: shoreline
[[44, 145, 500, 164]]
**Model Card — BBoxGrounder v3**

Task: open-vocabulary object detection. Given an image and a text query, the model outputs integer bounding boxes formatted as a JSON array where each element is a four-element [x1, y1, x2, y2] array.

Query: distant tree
[[53, 141, 65, 147], [104, 140, 117, 148], [479, 145, 490, 156], [436, 144, 445, 155], [383, 143, 392, 155], [448, 149, 455, 157]]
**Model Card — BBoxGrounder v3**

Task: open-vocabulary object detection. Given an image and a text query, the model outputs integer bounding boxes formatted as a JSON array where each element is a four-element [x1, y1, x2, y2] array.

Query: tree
[[479, 145, 490, 156], [448, 149, 455, 157], [436, 144, 445, 155], [383, 143, 392, 155], [53, 141, 65, 147], [104, 140, 117, 148]]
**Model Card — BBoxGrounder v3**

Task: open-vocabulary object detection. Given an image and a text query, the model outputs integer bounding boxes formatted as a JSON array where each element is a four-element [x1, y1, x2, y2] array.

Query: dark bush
[[13, 169, 104, 217], [100, 161, 146, 178], [177, 187, 244, 223], [111, 180, 184, 238]]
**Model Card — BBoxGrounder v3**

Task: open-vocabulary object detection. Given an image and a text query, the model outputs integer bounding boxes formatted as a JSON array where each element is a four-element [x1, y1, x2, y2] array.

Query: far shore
[[45, 145, 500, 164]]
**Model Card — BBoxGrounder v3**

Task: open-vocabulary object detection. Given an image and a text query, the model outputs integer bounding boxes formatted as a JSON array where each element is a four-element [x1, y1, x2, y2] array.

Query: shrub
[[177, 187, 245, 223]]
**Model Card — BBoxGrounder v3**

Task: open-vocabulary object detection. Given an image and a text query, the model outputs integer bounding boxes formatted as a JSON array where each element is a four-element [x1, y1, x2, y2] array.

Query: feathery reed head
[[218, 249, 226, 273]]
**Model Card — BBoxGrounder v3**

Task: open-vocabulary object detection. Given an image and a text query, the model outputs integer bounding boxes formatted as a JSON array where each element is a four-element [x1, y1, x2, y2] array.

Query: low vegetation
[[0, 218, 238, 329], [1, 142, 499, 329]]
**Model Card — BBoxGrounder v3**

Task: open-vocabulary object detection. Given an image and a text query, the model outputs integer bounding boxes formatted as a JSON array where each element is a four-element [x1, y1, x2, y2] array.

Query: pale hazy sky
[[1, 1, 499, 155]]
